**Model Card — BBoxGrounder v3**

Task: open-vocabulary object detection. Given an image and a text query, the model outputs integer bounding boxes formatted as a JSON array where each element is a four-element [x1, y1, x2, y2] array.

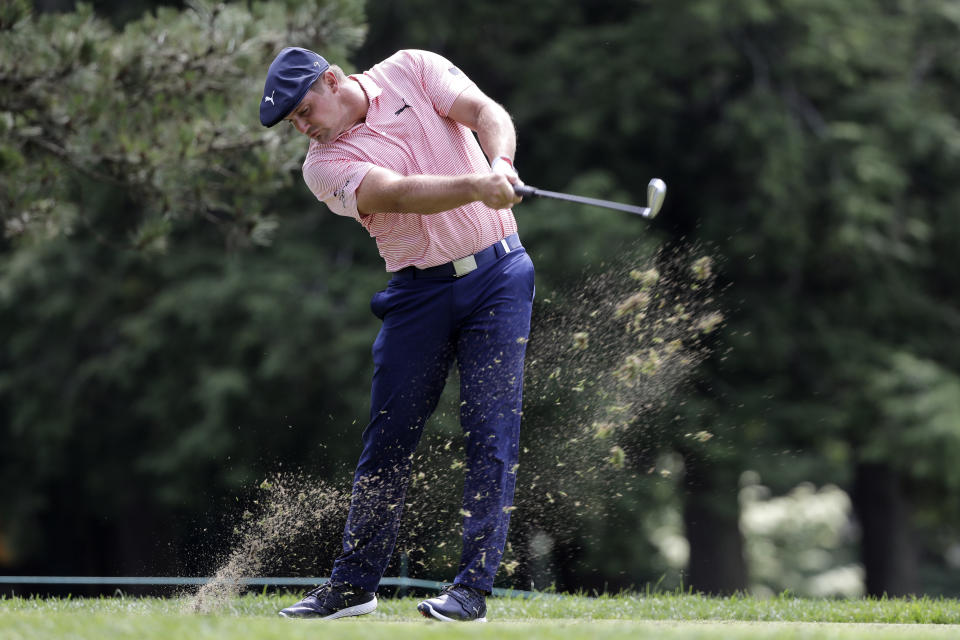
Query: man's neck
[[345, 76, 370, 125]]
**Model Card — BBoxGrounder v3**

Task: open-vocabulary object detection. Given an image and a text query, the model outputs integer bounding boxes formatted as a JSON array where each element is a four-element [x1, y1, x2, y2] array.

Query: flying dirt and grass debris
[[525, 246, 722, 439], [511, 245, 724, 550], [188, 475, 350, 613], [190, 245, 723, 607]]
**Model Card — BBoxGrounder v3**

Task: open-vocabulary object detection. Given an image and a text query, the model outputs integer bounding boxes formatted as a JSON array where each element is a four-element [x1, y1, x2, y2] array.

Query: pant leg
[[330, 278, 456, 591], [452, 250, 535, 591]]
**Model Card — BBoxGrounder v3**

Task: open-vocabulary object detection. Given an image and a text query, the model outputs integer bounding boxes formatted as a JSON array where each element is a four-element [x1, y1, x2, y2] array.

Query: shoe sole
[[417, 602, 486, 623], [279, 596, 378, 619]]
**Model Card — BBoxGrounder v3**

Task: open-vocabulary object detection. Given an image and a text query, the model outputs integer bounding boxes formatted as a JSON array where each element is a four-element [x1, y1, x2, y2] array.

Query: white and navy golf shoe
[[278, 581, 377, 619], [417, 583, 487, 622]]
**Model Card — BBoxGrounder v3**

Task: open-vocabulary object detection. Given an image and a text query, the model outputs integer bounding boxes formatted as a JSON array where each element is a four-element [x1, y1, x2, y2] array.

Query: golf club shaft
[[513, 184, 654, 218]]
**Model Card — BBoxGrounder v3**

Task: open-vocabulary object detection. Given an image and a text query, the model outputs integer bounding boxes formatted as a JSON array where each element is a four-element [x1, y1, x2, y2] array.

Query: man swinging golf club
[[260, 47, 534, 622]]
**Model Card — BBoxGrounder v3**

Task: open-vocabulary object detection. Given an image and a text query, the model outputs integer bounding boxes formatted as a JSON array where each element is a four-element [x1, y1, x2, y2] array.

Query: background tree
[[0, 0, 379, 581]]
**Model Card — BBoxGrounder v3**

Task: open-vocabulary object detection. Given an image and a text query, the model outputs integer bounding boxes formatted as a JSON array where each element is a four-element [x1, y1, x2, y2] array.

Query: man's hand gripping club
[[479, 155, 523, 210]]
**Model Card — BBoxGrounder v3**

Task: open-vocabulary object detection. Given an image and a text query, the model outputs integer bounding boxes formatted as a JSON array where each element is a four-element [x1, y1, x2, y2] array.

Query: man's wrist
[[467, 173, 485, 202], [490, 155, 522, 186], [490, 155, 514, 173]]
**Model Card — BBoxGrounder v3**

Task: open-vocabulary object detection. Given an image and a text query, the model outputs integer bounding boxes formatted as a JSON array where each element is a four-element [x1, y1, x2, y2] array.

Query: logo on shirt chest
[[394, 100, 412, 116]]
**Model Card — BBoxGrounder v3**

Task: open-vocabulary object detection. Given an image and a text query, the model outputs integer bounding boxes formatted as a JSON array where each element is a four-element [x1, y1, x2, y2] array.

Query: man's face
[[284, 75, 345, 144]]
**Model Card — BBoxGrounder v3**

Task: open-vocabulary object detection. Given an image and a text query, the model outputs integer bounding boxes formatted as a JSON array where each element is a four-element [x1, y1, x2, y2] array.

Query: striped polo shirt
[[301, 49, 519, 272]]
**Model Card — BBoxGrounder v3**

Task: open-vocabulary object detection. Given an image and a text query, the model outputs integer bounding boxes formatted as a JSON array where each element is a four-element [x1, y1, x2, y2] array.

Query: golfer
[[259, 47, 534, 622]]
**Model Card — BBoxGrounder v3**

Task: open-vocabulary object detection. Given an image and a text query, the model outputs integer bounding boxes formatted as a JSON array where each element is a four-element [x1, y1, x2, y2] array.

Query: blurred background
[[2, 0, 960, 598]]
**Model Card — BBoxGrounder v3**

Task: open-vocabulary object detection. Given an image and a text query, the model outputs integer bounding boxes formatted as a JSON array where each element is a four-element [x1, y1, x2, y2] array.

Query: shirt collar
[[351, 73, 383, 104]]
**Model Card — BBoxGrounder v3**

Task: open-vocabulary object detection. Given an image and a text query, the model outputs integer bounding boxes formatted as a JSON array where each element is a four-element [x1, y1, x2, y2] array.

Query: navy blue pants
[[329, 238, 534, 593]]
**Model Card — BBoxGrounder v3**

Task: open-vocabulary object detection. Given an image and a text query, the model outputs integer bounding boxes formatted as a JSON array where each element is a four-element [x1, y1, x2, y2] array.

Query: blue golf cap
[[260, 47, 330, 127]]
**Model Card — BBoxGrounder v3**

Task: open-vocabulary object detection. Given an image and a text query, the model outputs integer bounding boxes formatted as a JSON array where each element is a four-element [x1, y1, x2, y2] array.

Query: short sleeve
[[302, 149, 375, 221], [409, 49, 475, 117]]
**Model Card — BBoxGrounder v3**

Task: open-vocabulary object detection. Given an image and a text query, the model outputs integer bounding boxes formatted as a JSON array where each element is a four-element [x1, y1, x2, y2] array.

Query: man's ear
[[325, 70, 339, 93]]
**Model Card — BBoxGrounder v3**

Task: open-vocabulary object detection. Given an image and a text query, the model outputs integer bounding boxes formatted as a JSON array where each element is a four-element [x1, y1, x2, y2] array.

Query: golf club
[[514, 178, 667, 219]]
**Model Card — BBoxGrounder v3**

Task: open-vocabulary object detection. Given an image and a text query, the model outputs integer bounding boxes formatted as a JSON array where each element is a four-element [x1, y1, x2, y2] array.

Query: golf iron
[[514, 178, 666, 219]]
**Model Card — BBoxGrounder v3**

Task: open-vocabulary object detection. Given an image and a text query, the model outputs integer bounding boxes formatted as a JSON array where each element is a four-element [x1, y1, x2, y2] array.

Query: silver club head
[[646, 178, 667, 218]]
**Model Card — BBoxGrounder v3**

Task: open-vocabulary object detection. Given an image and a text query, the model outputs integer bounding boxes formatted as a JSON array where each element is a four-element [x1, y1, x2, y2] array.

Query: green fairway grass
[[2, 593, 959, 639]]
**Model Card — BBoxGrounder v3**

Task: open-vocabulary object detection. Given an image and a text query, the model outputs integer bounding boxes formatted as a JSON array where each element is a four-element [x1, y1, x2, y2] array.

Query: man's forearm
[[356, 167, 519, 215], [475, 101, 517, 163], [374, 173, 481, 215]]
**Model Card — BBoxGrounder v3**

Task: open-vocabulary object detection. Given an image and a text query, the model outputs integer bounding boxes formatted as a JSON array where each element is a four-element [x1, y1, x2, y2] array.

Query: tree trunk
[[852, 461, 919, 596], [682, 455, 748, 594]]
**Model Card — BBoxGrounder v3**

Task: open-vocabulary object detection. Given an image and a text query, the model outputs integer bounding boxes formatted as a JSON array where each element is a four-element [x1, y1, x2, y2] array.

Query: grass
[[2, 592, 960, 639]]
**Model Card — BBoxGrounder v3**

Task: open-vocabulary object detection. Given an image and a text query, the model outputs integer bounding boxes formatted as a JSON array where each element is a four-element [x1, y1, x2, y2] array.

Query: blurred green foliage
[[0, 0, 379, 575]]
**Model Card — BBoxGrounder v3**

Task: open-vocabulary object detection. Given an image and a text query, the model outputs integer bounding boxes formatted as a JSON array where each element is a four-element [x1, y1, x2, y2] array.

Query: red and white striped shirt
[[302, 49, 518, 272]]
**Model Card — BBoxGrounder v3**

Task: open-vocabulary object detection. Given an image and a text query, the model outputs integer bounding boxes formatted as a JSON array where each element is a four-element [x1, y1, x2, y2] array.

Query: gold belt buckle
[[452, 255, 478, 277]]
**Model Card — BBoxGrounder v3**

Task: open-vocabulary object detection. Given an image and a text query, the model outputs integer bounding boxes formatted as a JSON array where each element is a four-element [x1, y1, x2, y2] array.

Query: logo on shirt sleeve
[[333, 178, 352, 209], [448, 66, 461, 75]]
